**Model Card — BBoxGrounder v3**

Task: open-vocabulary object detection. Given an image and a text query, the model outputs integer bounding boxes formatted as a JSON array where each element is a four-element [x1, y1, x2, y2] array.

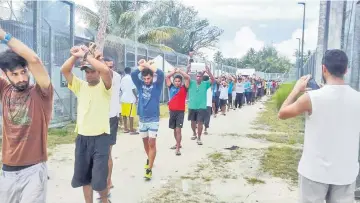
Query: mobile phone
[[307, 78, 320, 90]]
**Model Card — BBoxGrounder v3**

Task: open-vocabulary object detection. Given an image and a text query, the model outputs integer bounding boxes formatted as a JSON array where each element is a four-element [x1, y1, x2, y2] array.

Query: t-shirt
[[188, 80, 211, 110], [206, 88, 212, 107], [131, 69, 164, 123], [244, 81, 252, 92], [120, 74, 136, 103], [109, 70, 121, 118], [0, 78, 53, 166], [168, 85, 187, 111], [235, 82, 244, 93], [298, 85, 360, 185], [212, 83, 220, 97], [69, 75, 111, 136], [219, 85, 228, 100], [256, 82, 262, 89], [228, 82, 233, 94]]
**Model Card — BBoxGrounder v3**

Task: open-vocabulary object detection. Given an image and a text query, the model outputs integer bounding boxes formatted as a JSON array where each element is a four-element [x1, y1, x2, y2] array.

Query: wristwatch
[[1, 33, 12, 44]]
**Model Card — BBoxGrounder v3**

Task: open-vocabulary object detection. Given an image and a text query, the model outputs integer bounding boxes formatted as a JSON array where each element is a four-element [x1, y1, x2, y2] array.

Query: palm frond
[[147, 43, 175, 52], [138, 26, 181, 44]]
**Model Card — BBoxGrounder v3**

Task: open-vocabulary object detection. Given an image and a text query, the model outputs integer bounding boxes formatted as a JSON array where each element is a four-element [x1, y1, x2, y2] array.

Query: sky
[[74, 0, 321, 62]]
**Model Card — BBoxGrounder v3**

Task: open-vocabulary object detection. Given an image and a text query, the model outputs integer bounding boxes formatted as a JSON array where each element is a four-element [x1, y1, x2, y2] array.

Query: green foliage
[[219, 45, 294, 73], [273, 82, 296, 110], [76, 0, 222, 55]]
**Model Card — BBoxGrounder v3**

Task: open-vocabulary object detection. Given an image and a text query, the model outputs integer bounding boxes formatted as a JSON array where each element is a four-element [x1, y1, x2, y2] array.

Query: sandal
[[191, 135, 197, 140], [130, 131, 139, 135], [197, 140, 203, 145], [175, 150, 181, 156], [170, 145, 182, 149]]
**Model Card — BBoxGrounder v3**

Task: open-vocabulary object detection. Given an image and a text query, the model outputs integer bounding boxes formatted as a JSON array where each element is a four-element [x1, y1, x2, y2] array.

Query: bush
[[273, 82, 296, 110]]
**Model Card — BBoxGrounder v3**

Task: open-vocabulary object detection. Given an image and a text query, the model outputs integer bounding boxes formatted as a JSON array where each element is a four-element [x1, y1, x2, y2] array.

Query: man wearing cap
[[103, 57, 121, 194], [61, 45, 112, 203]]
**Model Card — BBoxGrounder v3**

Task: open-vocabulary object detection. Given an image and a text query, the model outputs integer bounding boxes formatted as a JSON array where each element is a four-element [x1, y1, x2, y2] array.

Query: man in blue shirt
[[244, 77, 252, 104], [227, 76, 235, 111], [131, 59, 164, 180]]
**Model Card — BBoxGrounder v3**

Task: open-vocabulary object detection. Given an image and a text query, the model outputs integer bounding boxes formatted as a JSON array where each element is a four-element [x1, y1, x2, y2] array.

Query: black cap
[[80, 63, 95, 71], [103, 56, 113, 62]]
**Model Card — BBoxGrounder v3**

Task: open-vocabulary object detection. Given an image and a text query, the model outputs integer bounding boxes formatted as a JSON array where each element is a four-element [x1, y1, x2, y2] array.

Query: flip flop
[[170, 145, 182, 149], [197, 140, 203, 145], [175, 151, 181, 156], [191, 136, 197, 140], [204, 131, 208, 135]]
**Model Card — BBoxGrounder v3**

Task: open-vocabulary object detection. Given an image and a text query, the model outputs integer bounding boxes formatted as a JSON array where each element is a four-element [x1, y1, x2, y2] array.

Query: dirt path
[[47, 98, 297, 203]]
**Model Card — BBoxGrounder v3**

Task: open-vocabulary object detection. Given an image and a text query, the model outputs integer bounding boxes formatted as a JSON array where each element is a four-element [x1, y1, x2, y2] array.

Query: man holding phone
[[278, 49, 360, 203]]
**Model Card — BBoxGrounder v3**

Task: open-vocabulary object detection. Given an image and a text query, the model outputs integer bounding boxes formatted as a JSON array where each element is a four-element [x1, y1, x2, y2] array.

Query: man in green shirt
[[188, 65, 215, 145]]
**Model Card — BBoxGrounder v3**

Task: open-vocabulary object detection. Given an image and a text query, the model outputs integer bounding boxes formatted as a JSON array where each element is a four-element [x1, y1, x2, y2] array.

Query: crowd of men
[[2, 27, 357, 203]]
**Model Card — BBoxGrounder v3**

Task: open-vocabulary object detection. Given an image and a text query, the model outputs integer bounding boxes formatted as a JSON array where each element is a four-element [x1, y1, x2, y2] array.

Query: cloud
[[221, 27, 265, 58], [274, 20, 319, 62], [259, 24, 268, 28]]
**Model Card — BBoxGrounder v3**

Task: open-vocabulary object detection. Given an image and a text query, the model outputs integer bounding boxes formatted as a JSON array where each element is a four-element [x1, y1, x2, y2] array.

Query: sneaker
[[144, 169, 152, 180], [144, 159, 149, 169]]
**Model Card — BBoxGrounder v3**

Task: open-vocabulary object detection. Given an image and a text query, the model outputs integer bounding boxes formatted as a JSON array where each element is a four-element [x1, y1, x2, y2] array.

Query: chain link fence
[[0, 1, 291, 131]]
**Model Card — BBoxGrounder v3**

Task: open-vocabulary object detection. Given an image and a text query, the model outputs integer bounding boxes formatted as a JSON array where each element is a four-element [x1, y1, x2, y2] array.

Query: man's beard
[[11, 80, 29, 91]]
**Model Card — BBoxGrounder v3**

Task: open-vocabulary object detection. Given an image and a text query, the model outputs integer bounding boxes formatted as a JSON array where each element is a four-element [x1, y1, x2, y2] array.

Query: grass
[[260, 146, 302, 184], [244, 176, 266, 185], [251, 84, 304, 184], [252, 99, 304, 134], [247, 133, 304, 145]]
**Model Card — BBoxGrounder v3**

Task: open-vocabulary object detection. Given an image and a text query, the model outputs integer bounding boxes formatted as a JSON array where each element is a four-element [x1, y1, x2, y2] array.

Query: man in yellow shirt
[[61, 45, 112, 203]]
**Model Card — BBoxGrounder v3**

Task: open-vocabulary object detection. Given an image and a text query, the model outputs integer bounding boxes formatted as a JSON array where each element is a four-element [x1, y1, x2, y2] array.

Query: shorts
[[121, 103, 136, 117], [0, 163, 47, 203], [109, 116, 119, 145], [220, 99, 227, 106], [299, 175, 355, 203], [139, 121, 159, 138], [188, 109, 207, 123], [169, 110, 185, 129], [71, 134, 110, 192]]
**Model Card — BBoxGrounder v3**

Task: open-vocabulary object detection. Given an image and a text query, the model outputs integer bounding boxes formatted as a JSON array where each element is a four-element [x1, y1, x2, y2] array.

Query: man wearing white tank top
[[278, 49, 360, 203]]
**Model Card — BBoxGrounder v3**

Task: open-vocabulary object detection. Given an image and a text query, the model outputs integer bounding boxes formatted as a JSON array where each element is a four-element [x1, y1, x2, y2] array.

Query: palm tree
[[95, 1, 110, 53], [76, 1, 181, 51]]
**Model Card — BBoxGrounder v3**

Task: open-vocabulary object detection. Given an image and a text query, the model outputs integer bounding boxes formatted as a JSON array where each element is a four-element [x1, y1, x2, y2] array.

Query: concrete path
[[47, 98, 297, 203]]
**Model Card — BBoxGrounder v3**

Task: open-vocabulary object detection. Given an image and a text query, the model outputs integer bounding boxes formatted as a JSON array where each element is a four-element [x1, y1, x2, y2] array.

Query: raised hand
[[70, 46, 86, 58]]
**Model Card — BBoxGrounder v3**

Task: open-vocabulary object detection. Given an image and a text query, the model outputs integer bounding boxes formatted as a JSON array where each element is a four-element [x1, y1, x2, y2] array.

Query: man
[[234, 77, 244, 109], [187, 65, 214, 145], [244, 77, 252, 104], [203, 75, 212, 135], [103, 57, 121, 194], [165, 66, 190, 156], [131, 59, 164, 180], [0, 28, 53, 203], [61, 45, 112, 203], [227, 76, 234, 111], [120, 67, 138, 134], [211, 77, 220, 117], [219, 79, 228, 116], [278, 49, 360, 203]]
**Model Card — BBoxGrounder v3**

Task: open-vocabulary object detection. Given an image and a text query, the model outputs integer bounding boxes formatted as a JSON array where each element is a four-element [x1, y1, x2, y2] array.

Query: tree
[[95, 1, 110, 53], [221, 45, 293, 73], [142, 0, 223, 54], [213, 51, 223, 64], [77, 1, 180, 51]]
